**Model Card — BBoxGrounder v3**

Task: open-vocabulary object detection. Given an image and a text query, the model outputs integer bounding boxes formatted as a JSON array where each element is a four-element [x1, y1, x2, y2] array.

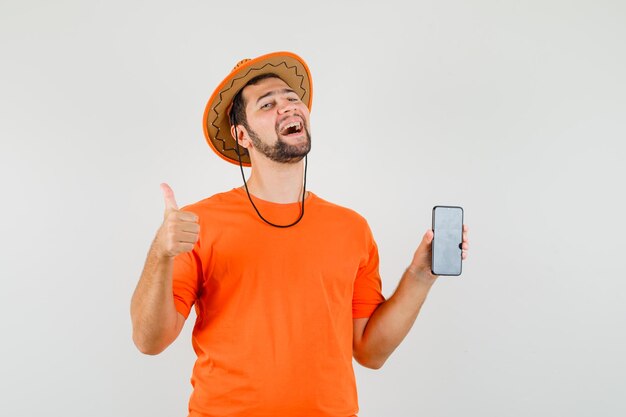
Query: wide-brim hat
[[202, 51, 313, 167]]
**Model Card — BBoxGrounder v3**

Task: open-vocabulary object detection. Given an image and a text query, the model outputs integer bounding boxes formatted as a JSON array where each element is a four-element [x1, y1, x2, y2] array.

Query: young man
[[131, 51, 469, 417]]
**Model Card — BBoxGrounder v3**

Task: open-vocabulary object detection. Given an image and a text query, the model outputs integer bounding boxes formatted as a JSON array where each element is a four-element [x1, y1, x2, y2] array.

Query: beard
[[247, 124, 311, 164]]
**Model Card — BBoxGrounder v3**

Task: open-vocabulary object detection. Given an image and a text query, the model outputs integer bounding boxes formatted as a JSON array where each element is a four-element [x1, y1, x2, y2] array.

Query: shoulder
[[185, 188, 241, 206], [309, 193, 371, 230], [180, 189, 245, 217]]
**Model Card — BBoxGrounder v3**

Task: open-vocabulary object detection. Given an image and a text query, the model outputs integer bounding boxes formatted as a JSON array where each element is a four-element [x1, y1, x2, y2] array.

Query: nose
[[277, 98, 297, 114]]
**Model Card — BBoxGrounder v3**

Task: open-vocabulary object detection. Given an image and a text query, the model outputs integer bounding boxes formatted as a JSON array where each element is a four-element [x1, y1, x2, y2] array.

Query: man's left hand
[[408, 225, 470, 283]]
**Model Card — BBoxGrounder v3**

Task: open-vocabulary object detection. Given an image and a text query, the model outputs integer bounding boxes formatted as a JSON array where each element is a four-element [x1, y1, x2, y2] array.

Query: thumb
[[411, 229, 434, 268], [160, 183, 179, 212], [417, 229, 434, 254]]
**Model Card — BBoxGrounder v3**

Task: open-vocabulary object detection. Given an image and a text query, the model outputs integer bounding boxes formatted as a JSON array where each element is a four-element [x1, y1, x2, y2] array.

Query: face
[[238, 77, 311, 164]]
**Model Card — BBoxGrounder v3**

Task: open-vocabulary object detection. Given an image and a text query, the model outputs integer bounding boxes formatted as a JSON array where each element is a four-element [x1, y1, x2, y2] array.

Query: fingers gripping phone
[[431, 206, 464, 276]]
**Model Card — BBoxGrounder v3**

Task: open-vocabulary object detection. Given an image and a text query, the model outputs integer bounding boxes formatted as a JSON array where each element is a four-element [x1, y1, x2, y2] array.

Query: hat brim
[[203, 51, 313, 167]]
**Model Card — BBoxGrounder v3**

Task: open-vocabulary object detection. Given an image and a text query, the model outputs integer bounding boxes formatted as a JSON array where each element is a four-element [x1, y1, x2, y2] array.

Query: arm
[[353, 226, 469, 369], [130, 184, 199, 355]]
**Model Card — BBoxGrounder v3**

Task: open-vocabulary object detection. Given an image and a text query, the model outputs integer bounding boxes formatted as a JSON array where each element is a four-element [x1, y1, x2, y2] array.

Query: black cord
[[232, 120, 307, 228]]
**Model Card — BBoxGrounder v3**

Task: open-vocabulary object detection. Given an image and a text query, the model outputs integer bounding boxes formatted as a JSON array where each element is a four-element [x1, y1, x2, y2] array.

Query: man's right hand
[[155, 183, 200, 258]]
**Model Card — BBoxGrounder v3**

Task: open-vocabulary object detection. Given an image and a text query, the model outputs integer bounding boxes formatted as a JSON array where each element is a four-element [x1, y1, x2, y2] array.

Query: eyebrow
[[255, 88, 297, 105]]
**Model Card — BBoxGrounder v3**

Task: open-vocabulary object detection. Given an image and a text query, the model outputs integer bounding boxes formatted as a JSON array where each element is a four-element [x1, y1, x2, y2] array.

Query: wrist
[[155, 252, 175, 264], [405, 265, 437, 286], [151, 235, 176, 262]]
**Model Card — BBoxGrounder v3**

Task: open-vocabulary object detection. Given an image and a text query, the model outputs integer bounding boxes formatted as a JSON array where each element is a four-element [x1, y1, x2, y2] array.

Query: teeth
[[281, 121, 302, 133]]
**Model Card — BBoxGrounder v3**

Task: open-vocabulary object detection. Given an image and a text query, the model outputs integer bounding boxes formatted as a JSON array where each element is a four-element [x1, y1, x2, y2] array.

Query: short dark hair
[[230, 73, 283, 129]]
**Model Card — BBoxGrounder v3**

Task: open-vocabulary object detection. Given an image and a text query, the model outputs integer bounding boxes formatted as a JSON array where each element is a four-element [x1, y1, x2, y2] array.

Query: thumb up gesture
[[155, 183, 200, 258]]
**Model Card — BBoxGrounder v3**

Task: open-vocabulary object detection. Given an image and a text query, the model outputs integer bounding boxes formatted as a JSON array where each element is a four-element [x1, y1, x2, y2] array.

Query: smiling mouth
[[279, 120, 304, 136]]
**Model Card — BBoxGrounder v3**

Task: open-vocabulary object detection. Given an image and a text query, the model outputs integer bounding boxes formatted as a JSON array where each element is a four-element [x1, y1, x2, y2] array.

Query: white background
[[1, 0, 625, 416]]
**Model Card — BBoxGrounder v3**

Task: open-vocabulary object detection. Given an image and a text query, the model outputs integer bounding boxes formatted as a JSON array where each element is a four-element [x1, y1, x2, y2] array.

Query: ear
[[230, 124, 253, 150]]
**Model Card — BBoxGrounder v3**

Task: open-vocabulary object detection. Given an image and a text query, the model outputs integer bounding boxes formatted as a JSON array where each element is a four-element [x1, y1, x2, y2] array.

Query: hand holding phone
[[431, 206, 464, 276]]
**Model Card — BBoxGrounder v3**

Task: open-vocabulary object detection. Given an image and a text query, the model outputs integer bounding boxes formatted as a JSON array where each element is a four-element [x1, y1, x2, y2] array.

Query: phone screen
[[432, 206, 464, 276]]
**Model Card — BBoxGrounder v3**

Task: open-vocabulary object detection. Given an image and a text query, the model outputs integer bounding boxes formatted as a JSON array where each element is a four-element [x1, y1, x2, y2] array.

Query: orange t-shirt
[[172, 189, 385, 417]]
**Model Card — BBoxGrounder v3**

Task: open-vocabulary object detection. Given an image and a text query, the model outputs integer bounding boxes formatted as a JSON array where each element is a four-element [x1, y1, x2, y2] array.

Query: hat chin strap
[[233, 124, 307, 228]]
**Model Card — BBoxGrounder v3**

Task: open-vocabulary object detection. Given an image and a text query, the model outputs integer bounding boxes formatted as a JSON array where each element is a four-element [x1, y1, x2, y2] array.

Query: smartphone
[[431, 206, 464, 276]]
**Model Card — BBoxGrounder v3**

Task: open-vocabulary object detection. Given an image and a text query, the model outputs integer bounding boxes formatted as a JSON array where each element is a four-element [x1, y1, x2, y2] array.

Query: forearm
[[130, 238, 182, 355], [354, 268, 435, 368]]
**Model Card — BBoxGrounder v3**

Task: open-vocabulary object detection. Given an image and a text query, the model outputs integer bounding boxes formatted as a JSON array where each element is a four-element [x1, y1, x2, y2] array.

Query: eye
[[288, 96, 300, 102], [260, 102, 273, 109]]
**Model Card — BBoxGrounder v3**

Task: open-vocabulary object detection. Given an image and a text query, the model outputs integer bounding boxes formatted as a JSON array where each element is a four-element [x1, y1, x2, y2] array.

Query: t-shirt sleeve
[[171, 234, 203, 319], [352, 228, 385, 319]]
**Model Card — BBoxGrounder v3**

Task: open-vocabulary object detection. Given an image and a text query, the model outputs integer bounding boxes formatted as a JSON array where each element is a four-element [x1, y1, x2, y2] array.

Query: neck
[[245, 157, 306, 203]]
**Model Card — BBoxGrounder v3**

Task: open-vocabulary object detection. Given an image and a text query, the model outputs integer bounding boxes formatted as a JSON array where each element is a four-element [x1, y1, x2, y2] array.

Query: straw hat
[[202, 51, 313, 166]]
